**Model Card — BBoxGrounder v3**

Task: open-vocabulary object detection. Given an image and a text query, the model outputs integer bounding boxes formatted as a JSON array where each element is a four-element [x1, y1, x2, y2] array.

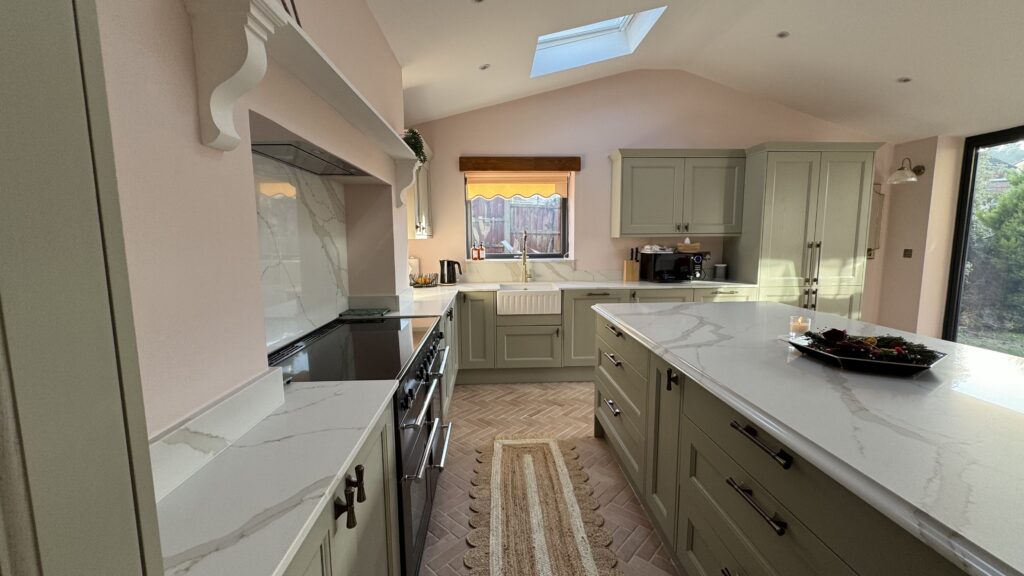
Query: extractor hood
[[249, 112, 370, 177]]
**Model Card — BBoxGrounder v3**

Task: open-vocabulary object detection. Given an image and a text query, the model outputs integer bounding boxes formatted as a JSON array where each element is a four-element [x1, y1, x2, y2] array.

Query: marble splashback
[[461, 260, 622, 283], [254, 155, 349, 351]]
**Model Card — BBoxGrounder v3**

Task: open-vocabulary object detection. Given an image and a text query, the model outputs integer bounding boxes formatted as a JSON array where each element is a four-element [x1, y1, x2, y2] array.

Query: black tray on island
[[788, 329, 947, 376]]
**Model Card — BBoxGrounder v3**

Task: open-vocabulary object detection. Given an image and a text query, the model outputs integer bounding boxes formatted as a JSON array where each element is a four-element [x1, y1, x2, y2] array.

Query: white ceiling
[[367, 0, 1024, 142]]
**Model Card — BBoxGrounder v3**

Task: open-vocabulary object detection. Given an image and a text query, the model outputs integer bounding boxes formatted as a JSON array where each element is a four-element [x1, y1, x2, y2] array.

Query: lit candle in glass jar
[[789, 315, 811, 338]]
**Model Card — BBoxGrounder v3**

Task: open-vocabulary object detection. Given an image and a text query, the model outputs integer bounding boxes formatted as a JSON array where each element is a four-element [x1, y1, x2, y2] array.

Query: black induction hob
[[269, 317, 438, 383]]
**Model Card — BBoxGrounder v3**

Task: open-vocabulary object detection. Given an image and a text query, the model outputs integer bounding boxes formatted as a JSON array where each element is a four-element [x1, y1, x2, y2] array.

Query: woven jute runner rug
[[464, 437, 622, 576]]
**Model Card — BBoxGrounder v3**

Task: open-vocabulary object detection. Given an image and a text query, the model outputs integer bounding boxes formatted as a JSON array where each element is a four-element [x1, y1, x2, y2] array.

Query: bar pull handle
[[684, 222, 690, 232], [429, 347, 450, 377], [813, 240, 823, 284], [587, 292, 611, 297], [726, 477, 787, 536], [811, 288, 819, 311], [721, 569, 733, 576], [711, 290, 738, 295], [334, 485, 357, 529], [403, 378, 439, 429], [432, 422, 454, 471], [605, 399, 622, 417], [605, 324, 623, 337], [802, 289, 810, 309], [804, 241, 814, 285], [346, 465, 366, 503], [666, 368, 679, 392], [729, 420, 793, 469], [555, 327, 560, 338], [603, 352, 622, 368], [404, 418, 442, 482], [676, 223, 682, 231]]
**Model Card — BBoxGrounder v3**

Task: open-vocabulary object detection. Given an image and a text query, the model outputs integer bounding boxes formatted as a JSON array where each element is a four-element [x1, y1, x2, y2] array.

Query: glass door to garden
[[945, 125, 1024, 356]]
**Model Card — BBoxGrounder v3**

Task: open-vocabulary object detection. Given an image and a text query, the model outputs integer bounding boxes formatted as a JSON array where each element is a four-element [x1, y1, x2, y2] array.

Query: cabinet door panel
[[757, 286, 809, 309], [758, 152, 820, 287], [562, 290, 629, 366], [495, 326, 562, 368], [814, 152, 873, 287], [644, 357, 682, 542], [814, 286, 862, 319], [459, 292, 495, 369], [684, 158, 745, 235], [621, 158, 685, 235]]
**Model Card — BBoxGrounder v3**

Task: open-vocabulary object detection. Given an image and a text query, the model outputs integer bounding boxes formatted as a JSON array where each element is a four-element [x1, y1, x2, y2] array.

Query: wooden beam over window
[[459, 156, 582, 172]]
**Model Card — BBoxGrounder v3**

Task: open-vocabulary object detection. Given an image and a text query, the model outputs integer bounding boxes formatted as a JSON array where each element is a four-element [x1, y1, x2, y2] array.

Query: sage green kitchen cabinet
[[631, 288, 693, 303], [814, 285, 863, 319], [611, 150, 746, 237], [644, 355, 682, 543], [330, 404, 399, 576], [692, 286, 757, 302], [495, 325, 563, 368], [757, 286, 809, 309], [284, 405, 399, 576], [562, 289, 630, 366], [756, 151, 823, 288], [814, 152, 873, 287], [683, 157, 745, 235], [459, 292, 496, 369], [441, 302, 459, 417]]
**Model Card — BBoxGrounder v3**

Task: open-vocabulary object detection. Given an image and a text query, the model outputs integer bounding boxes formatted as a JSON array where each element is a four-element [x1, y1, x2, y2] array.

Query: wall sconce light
[[886, 157, 926, 184]]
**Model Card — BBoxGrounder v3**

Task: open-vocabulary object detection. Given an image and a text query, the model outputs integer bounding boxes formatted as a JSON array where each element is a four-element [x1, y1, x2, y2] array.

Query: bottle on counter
[[479, 242, 486, 260]]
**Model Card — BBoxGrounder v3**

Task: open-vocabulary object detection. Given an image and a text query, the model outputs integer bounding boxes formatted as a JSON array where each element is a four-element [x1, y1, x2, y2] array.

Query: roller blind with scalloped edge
[[465, 171, 569, 200]]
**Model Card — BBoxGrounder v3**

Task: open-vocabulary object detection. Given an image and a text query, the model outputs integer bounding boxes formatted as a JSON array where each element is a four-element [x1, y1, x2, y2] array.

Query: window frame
[[464, 175, 570, 260], [942, 123, 1024, 340]]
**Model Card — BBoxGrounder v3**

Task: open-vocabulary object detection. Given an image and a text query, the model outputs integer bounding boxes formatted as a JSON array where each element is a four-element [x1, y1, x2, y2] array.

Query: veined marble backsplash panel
[[254, 154, 349, 351], [461, 260, 623, 283]]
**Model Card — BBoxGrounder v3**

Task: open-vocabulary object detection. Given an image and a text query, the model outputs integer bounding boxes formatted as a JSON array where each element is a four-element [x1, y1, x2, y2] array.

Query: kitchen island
[[592, 301, 1024, 576]]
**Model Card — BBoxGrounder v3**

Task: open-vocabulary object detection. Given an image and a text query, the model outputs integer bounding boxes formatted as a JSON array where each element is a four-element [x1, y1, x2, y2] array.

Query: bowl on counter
[[410, 273, 439, 288]]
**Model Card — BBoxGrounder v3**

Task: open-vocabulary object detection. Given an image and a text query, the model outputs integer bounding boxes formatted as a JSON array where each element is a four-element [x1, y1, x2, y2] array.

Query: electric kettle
[[439, 260, 462, 285]]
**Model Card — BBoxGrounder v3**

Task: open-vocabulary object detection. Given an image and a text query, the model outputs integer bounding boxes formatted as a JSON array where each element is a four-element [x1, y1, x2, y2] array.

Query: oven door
[[399, 376, 441, 576]]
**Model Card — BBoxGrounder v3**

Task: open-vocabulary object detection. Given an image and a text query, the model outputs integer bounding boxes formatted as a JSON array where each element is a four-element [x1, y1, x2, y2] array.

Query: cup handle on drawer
[[604, 399, 622, 417], [729, 420, 793, 470], [726, 477, 787, 536]]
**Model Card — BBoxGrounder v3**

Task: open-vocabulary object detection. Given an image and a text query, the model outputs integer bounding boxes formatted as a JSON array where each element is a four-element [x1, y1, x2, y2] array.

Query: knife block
[[623, 260, 640, 282]]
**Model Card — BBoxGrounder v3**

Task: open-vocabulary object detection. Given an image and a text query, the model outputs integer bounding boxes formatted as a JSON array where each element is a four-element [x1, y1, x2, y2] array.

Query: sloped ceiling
[[367, 0, 1024, 142]]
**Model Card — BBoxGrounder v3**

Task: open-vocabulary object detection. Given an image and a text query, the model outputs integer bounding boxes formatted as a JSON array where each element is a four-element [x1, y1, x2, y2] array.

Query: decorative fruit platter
[[789, 328, 947, 376]]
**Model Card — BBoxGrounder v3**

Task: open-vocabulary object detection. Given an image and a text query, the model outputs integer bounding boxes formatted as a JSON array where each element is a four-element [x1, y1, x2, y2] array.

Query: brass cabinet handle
[[605, 324, 623, 338], [605, 399, 622, 417], [603, 352, 622, 368], [666, 368, 679, 392], [334, 485, 357, 529], [729, 420, 793, 469], [726, 477, 787, 536]]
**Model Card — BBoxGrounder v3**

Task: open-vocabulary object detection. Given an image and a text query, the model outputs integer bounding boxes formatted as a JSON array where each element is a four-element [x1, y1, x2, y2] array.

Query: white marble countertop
[[593, 301, 1024, 576], [157, 379, 399, 576]]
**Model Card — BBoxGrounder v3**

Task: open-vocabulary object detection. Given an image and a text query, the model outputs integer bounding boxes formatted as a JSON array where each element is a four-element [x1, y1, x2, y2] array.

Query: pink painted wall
[[94, 0, 404, 436], [409, 70, 877, 279], [876, 136, 964, 336]]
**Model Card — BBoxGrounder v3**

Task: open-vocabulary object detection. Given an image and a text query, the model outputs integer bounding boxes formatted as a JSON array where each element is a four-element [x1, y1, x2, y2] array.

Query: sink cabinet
[[611, 150, 745, 237], [459, 292, 496, 369], [495, 325, 562, 368]]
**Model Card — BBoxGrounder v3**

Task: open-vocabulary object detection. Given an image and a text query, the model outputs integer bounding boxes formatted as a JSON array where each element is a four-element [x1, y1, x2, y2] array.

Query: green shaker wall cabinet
[[459, 291, 496, 369], [611, 149, 746, 237], [562, 289, 630, 366], [284, 405, 400, 576], [725, 143, 881, 319], [643, 355, 682, 543]]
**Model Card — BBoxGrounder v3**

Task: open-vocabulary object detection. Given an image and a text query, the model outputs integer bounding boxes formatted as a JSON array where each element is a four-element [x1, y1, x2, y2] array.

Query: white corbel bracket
[[184, 0, 288, 151]]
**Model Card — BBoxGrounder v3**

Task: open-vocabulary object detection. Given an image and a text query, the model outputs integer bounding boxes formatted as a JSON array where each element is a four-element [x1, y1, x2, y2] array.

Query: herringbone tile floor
[[420, 382, 682, 576]]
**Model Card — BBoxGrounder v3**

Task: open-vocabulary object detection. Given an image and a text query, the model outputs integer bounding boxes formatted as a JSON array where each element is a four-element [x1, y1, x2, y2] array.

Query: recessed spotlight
[[897, 77, 913, 83], [776, 31, 790, 38], [479, 63, 491, 71]]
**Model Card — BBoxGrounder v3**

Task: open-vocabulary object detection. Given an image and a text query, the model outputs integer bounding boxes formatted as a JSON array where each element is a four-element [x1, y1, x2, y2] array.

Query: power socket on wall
[[903, 248, 913, 258]]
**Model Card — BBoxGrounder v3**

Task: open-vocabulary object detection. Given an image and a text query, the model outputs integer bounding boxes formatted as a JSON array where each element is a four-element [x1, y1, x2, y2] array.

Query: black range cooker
[[269, 316, 453, 576]]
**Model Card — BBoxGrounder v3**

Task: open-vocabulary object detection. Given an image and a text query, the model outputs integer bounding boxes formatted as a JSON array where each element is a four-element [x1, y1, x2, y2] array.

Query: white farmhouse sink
[[496, 283, 561, 315]]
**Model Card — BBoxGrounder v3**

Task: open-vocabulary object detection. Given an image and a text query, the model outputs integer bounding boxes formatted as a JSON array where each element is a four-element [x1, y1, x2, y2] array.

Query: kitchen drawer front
[[596, 340, 646, 440], [596, 317, 649, 376], [681, 419, 855, 576], [692, 286, 757, 302], [684, 380, 966, 576], [596, 380, 643, 488], [677, 513, 745, 576]]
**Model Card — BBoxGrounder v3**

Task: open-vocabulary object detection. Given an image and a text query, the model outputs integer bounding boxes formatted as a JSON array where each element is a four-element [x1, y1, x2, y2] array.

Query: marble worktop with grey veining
[[157, 379, 399, 576], [593, 301, 1024, 576]]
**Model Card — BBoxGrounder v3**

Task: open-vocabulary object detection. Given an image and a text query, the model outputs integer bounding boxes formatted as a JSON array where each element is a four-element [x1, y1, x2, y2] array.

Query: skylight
[[531, 7, 666, 78]]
